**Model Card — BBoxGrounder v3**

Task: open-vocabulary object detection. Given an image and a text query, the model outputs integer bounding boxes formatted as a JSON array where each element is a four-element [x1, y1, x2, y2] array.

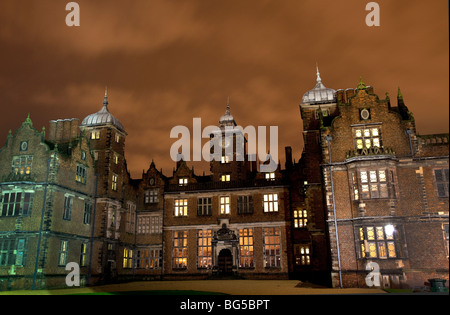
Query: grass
[[69, 290, 228, 295]]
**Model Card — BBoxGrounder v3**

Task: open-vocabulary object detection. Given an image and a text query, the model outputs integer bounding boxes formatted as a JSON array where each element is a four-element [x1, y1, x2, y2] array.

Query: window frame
[[263, 193, 279, 213], [293, 209, 308, 228], [197, 197, 212, 216], [174, 198, 188, 217], [63, 196, 73, 221], [173, 231, 188, 269], [75, 164, 87, 184], [434, 169, 449, 198], [239, 228, 254, 268], [220, 196, 230, 215], [12, 155, 33, 176], [263, 227, 281, 268], [358, 225, 398, 259], [237, 195, 253, 214], [197, 230, 213, 269], [58, 240, 69, 266], [353, 126, 382, 150], [294, 243, 311, 266]]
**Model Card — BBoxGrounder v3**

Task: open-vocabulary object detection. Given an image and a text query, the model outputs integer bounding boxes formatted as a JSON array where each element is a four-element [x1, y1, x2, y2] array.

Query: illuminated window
[[80, 243, 88, 267], [263, 228, 281, 267], [173, 231, 188, 269], [179, 178, 188, 186], [239, 228, 254, 268], [237, 195, 253, 214], [114, 153, 119, 164], [359, 169, 392, 199], [220, 196, 230, 214], [135, 249, 148, 269], [265, 172, 275, 181], [115, 133, 120, 143], [359, 225, 397, 259], [75, 164, 87, 184], [434, 169, 449, 197], [150, 249, 162, 269], [221, 174, 231, 182], [123, 248, 133, 268], [221, 156, 230, 164], [91, 130, 100, 140], [294, 209, 308, 228], [58, 240, 69, 266], [112, 174, 118, 191], [263, 193, 278, 212], [294, 244, 311, 266], [12, 155, 33, 176], [197, 230, 213, 268], [354, 127, 381, 149], [197, 197, 212, 216], [174, 199, 188, 217]]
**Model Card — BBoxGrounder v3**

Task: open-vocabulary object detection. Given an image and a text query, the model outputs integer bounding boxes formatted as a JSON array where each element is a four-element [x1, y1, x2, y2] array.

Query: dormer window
[[178, 178, 188, 186], [221, 174, 231, 182], [91, 130, 100, 140], [265, 172, 275, 181], [221, 155, 230, 164]]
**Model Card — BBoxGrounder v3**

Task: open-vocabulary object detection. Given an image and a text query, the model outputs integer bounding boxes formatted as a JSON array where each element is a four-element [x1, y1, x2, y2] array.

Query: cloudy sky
[[0, 0, 448, 177]]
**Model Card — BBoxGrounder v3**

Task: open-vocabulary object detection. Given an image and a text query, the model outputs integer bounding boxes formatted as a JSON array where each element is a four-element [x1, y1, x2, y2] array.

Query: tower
[[79, 89, 128, 282], [209, 99, 250, 182]]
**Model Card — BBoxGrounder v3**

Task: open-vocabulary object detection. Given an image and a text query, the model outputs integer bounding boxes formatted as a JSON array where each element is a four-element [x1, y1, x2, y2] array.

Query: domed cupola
[[301, 65, 336, 105], [81, 88, 125, 132]]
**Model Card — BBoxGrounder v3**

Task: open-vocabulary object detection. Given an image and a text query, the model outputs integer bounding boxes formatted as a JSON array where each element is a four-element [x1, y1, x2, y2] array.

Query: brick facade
[[1, 75, 448, 290]]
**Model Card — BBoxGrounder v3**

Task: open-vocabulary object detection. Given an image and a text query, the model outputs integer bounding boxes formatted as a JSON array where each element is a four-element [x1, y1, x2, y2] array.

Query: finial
[[103, 86, 109, 107], [226, 96, 230, 114], [316, 62, 322, 84], [23, 113, 33, 126], [397, 87, 403, 99], [357, 77, 366, 90]]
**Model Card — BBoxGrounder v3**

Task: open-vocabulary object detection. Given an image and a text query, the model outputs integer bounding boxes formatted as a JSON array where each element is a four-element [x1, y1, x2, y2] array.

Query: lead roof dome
[[301, 66, 336, 105], [81, 91, 125, 132]]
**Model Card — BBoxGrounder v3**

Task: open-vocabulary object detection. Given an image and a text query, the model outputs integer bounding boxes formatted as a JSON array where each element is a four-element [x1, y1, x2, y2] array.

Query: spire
[[316, 62, 322, 84], [226, 96, 230, 115], [103, 86, 109, 107]]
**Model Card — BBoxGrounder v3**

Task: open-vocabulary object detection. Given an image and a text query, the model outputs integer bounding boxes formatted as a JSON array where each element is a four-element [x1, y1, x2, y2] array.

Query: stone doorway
[[218, 248, 233, 274]]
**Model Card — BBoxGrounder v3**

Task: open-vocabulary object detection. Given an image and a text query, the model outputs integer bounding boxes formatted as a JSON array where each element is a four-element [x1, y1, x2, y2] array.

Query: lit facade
[[0, 73, 448, 290]]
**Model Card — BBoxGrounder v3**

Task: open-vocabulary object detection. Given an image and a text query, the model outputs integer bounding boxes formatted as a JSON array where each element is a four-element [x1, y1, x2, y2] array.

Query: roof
[[80, 91, 125, 132], [301, 66, 336, 105]]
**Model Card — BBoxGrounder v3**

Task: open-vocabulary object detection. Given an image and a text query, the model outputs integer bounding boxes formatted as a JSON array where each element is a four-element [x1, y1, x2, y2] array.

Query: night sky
[[0, 0, 448, 178]]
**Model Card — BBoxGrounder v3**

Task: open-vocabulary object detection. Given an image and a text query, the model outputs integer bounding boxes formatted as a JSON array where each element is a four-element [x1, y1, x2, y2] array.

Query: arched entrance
[[218, 248, 233, 274]]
